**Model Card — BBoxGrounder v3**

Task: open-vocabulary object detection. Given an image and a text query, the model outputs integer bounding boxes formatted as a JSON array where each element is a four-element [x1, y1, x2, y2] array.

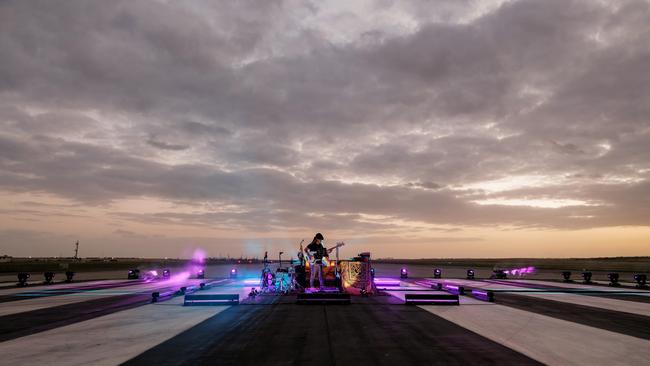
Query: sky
[[1, 0, 649, 259]]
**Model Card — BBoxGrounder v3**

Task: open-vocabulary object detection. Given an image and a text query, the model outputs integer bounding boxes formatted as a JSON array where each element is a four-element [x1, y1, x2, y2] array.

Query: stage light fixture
[[230, 268, 238, 278], [197, 269, 205, 279], [633, 274, 647, 288], [370, 268, 375, 278], [400, 268, 408, 279], [562, 271, 572, 282], [162, 269, 171, 280], [65, 271, 75, 283], [127, 269, 140, 279], [44, 271, 55, 284], [433, 268, 442, 279], [472, 289, 495, 302], [179, 286, 187, 294], [17, 272, 30, 287], [151, 292, 160, 303], [443, 284, 465, 295], [492, 269, 507, 279], [199, 282, 206, 290], [373, 277, 400, 286], [360, 288, 368, 296], [607, 272, 620, 287], [467, 269, 475, 280], [581, 271, 592, 284]]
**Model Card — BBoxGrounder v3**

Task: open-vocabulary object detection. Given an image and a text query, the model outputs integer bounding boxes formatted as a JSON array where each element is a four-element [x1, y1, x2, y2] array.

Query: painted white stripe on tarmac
[[512, 292, 650, 316], [384, 290, 486, 305], [379, 281, 487, 305], [504, 279, 650, 292], [434, 279, 650, 316], [0, 280, 127, 295], [0, 279, 208, 317], [455, 278, 650, 296], [0, 295, 229, 366], [420, 303, 650, 366]]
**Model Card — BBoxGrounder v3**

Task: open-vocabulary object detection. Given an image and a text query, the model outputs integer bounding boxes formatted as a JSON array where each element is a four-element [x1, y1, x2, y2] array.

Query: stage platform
[[0, 276, 647, 365]]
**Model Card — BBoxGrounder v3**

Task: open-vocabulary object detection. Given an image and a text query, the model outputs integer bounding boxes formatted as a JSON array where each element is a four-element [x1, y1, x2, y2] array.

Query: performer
[[305, 232, 328, 290]]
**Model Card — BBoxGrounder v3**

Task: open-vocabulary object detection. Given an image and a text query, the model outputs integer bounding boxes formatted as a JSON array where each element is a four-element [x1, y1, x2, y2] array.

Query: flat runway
[[0, 276, 648, 366], [125, 297, 540, 366]]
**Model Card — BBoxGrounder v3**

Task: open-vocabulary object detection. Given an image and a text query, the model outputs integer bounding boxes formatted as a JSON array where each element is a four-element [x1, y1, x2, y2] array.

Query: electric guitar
[[305, 242, 345, 267]]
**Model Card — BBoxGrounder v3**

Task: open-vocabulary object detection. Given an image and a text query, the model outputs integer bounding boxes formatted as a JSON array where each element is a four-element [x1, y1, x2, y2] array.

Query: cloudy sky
[[1, 0, 649, 259]]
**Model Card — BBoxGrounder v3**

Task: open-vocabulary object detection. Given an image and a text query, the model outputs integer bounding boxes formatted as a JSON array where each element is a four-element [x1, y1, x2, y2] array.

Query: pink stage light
[[164, 271, 191, 285], [192, 249, 206, 264], [374, 277, 401, 286], [503, 266, 536, 277]]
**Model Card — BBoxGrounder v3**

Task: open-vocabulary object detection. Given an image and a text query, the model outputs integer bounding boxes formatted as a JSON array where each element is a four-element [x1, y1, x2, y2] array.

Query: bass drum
[[261, 269, 274, 289], [274, 271, 289, 287]]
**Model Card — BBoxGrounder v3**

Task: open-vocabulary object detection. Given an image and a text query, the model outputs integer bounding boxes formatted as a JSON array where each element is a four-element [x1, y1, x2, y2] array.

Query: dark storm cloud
[[1, 0, 649, 234]]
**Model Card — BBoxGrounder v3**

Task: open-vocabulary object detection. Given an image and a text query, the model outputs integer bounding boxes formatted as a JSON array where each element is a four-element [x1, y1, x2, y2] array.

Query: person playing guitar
[[304, 233, 344, 290]]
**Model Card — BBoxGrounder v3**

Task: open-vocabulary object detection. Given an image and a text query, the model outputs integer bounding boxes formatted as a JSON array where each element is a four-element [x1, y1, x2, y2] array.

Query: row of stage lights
[[15, 266, 239, 288], [393, 268, 647, 288], [127, 269, 171, 280], [398, 268, 475, 280], [16, 271, 76, 286], [16, 267, 201, 285], [16, 267, 648, 289], [562, 271, 647, 288]]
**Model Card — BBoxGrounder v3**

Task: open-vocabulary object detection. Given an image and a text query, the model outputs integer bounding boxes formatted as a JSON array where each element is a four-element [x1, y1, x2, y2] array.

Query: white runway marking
[[0, 295, 229, 366], [430, 279, 650, 316], [511, 292, 650, 316], [379, 281, 488, 304], [421, 303, 650, 366], [434, 279, 650, 316], [0, 280, 126, 295], [502, 279, 650, 292], [0, 279, 208, 317]]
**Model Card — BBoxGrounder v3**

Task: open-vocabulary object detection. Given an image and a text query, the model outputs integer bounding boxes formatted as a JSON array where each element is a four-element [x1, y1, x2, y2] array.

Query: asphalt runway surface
[[124, 297, 542, 366], [0, 276, 647, 366]]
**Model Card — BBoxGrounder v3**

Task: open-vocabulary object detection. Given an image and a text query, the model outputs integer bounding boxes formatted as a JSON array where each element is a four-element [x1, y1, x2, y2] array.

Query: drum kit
[[260, 266, 301, 294], [257, 251, 303, 294]]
